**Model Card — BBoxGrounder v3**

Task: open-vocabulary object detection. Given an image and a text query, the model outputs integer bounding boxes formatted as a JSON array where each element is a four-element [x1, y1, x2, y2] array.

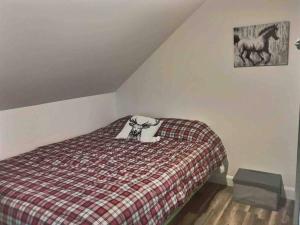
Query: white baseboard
[[209, 174, 295, 200], [284, 186, 295, 200]]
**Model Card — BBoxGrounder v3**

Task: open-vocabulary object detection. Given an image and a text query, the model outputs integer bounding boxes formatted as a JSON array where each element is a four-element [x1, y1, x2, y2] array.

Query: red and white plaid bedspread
[[0, 128, 226, 225]]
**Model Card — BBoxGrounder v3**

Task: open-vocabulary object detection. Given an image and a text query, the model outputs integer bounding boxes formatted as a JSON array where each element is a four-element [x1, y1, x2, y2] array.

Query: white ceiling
[[0, 0, 205, 110]]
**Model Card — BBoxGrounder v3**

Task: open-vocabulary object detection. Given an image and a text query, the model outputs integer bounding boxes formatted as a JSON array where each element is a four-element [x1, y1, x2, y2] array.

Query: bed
[[0, 116, 226, 225]]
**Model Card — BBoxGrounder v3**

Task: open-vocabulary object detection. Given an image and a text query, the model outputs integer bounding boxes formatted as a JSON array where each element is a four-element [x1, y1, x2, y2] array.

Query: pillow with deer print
[[116, 115, 163, 142]]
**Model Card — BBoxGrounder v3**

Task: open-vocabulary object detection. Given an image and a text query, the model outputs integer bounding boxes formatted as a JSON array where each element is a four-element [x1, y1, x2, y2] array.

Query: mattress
[[0, 117, 226, 225]]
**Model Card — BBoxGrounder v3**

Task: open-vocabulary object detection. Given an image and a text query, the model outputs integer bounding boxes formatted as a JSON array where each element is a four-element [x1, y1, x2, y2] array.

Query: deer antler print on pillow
[[116, 116, 162, 143]]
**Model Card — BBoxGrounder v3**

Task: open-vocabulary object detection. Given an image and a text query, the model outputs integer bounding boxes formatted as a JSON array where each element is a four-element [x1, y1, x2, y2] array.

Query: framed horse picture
[[234, 21, 290, 67]]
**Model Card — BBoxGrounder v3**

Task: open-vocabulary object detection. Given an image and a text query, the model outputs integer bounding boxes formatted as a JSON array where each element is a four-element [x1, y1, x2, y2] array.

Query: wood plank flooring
[[169, 182, 294, 225]]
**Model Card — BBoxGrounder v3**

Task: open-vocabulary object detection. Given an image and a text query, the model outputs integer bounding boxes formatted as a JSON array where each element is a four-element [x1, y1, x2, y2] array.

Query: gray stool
[[233, 168, 282, 210]]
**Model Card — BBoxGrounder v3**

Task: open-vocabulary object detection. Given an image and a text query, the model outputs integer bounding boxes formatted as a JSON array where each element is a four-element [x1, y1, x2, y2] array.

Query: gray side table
[[233, 168, 282, 210]]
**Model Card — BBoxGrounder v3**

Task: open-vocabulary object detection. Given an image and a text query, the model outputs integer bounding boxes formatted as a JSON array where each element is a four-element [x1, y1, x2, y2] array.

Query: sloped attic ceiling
[[0, 0, 205, 110]]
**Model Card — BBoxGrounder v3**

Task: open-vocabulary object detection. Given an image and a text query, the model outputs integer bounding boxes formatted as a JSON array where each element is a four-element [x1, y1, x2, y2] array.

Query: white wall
[[0, 0, 205, 110], [0, 93, 116, 160], [117, 0, 300, 194]]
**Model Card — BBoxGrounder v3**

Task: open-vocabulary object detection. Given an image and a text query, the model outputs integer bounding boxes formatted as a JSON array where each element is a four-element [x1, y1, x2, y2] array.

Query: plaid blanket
[[0, 119, 226, 225]]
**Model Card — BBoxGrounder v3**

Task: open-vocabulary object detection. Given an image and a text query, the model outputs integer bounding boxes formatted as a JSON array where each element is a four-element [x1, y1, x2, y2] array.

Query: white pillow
[[116, 116, 162, 143]]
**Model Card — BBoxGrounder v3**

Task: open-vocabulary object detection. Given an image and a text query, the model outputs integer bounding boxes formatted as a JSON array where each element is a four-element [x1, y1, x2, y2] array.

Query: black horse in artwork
[[234, 24, 279, 66]]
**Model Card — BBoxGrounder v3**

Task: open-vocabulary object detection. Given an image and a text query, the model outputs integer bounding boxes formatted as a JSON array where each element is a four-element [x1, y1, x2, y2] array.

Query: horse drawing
[[234, 24, 279, 66]]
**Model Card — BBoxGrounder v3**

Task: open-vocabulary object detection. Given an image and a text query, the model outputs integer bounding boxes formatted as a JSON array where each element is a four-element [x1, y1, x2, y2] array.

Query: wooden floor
[[169, 183, 294, 225]]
